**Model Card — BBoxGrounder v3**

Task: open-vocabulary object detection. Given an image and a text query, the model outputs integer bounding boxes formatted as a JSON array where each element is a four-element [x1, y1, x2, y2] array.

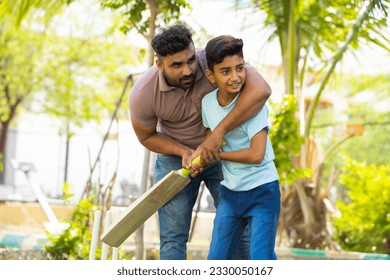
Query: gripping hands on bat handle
[[187, 132, 224, 167], [181, 139, 225, 177], [180, 156, 202, 177]]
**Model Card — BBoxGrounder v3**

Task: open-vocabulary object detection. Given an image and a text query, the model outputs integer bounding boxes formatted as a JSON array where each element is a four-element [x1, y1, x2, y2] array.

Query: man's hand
[[181, 151, 204, 178], [181, 149, 195, 169], [189, 158, 204, 178], [187, 131, 223, 167]]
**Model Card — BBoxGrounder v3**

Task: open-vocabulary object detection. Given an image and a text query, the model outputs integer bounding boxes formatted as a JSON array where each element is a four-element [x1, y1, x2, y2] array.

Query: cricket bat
[[101, 156, 201, 247]]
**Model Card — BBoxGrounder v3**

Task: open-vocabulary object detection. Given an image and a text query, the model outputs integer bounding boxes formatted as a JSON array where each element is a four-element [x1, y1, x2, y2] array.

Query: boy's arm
[[189, 129, 215, 177], [220, 129, 267, 164], [188, 65, 271, 165]]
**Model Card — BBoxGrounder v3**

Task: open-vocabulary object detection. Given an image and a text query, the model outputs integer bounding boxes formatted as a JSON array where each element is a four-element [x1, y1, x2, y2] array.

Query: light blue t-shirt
[[201, 89, 279, 191]]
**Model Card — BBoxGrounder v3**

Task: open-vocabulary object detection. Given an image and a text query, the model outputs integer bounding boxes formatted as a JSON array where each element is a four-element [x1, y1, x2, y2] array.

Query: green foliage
[[253, 0, 389, 63], [0, 28, 44, 123], [0, 0, 74, 28], [337, 124, 390, 166], [101, 0, 191, 35], [40, 35, 122, 136], [45, 196, 100, 260], [252, 0, 390, 137], [333, 155, 390, 254], [316, 72, 390, 166], [269, 94, 311, 184], [0, 1, 139, 168]]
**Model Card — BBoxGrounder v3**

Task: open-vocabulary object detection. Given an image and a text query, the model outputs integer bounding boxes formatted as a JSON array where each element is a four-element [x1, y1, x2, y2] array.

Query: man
[[129, 25, 271, 260]]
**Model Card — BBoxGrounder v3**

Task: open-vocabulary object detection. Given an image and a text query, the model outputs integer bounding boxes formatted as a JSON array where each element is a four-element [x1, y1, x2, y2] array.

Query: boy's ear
[[205, 69, 216, 83]]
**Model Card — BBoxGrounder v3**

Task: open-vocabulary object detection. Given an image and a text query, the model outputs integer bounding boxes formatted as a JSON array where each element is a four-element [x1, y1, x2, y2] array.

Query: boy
[[202, 35, 280, 260]]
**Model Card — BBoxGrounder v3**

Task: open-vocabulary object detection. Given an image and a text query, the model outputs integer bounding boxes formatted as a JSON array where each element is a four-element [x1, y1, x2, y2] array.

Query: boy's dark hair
[[205, 35, 244, 71], [151, 25, 193, 57]]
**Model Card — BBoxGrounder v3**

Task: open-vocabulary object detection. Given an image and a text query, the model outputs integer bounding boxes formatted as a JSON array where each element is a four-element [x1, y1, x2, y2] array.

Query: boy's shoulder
[[202, 88, 218, 102]]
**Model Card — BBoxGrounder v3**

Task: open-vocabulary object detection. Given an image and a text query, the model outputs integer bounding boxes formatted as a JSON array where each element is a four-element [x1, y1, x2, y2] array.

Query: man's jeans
[[208, 180, 281, 260], [154, 154, 249, 260]]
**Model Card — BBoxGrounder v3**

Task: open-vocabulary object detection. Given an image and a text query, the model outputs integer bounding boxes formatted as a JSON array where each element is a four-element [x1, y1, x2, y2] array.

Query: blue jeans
[[155, 154, 249, 260], [208, 180, 281, 260]]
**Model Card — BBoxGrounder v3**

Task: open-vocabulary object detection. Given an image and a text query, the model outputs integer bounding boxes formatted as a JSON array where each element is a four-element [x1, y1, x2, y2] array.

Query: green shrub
[[334, 156, 390, 254], [45, 196, 100, 260], [269, 95, 311, 184]]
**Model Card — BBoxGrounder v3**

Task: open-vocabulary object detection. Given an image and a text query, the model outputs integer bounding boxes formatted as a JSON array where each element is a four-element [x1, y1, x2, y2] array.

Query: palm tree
[[0, 0, 73, 27]]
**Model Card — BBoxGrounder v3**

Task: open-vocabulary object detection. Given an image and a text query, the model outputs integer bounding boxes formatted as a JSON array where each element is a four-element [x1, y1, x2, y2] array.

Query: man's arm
[[189, 65, 271, 165], [131, 119, 194, 166]]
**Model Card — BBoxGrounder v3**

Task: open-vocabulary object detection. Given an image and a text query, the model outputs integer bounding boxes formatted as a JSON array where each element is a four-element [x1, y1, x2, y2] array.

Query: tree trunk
[[63, 132, 70, 186], [0, 120, 10, 183], [0, 101, 18, 183]]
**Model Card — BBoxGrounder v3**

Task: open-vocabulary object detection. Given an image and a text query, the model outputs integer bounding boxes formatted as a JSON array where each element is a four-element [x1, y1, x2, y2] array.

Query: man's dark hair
[[151, 25, 193, 57], [205, 35, 244, 71]]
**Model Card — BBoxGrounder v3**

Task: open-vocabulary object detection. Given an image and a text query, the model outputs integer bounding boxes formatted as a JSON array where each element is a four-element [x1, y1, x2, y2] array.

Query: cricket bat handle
[[180, 156, 201, 177]]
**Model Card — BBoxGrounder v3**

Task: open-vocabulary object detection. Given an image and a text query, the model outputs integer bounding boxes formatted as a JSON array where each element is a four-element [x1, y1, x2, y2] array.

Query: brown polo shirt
[[129, 50, 216, 149]]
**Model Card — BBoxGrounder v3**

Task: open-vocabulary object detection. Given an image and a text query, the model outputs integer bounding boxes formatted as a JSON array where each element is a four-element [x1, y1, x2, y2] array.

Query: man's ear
[[156, 59, 164, 71], [205, 69, 216, 83]]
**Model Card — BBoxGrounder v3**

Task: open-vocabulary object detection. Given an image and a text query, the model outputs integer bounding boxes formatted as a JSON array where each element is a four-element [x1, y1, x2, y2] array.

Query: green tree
[[101, 0, 190, 65], [0, 0, 74, 182], [39, 13, 138, 183], [0, 28, 46, 183], [0, 4, 137, 184], [333, 155, 390, 254], [316, 72, 390, 167], [0, 0, 73, 27]]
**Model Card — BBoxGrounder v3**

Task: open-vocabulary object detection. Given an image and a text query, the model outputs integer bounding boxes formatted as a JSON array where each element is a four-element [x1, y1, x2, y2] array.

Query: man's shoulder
[[132, 66, 159, 93], [196, 48, 208, 71], [196, 48, 206, 57]]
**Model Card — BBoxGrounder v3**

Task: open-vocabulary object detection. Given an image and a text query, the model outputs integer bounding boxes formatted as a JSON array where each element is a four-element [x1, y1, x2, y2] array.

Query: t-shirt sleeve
[[244, 105, 270, 139], [201, 96, 210, 128], [129, 74, 158, 128]]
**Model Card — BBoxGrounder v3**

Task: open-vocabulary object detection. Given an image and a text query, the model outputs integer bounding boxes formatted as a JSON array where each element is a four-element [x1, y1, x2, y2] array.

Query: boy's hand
[[187, 131, 223, 166]]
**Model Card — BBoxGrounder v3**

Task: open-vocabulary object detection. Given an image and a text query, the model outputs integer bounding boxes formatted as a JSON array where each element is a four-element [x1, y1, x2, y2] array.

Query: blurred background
[[0, 0, 389, 260]]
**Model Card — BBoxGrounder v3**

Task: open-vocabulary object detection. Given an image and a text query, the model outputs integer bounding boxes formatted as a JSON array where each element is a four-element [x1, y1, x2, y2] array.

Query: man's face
[[156, 43, 198, 90]]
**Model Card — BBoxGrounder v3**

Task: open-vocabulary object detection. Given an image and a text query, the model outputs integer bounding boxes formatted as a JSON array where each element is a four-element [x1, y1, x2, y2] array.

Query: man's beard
[[166, 73, 196, 89]]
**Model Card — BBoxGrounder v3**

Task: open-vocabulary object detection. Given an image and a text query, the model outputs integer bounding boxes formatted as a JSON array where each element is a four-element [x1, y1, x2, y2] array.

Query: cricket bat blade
[[101, 170, 190, 247]]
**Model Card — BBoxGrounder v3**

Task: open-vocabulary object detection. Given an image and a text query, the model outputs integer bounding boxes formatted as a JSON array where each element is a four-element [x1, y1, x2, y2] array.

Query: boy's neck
[[217, 89, 239, 107]]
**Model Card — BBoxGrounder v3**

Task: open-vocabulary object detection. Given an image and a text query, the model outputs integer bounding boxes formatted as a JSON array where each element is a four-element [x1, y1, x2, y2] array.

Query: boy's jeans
[[208, 180, 281, 260], [154, 154, 249, 260]]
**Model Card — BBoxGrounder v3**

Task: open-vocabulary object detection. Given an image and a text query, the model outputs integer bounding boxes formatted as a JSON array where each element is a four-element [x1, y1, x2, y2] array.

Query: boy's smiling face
[[206, 54, 245, 98]]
